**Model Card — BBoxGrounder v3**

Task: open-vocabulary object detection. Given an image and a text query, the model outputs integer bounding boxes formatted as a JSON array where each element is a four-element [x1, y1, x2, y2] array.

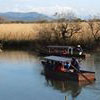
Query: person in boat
[[76, 45, 83, 55], [55, 63, 62, 72], [62, 49, 68, 56], [70, 57, 80, 72], [55, 62, 67, 72], [60, 63, 67, 72], [64, 62, 70, 70]]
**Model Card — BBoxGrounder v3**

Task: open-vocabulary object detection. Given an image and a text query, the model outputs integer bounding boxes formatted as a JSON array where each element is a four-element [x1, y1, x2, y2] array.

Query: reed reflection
[[0, 51, 38, 63]]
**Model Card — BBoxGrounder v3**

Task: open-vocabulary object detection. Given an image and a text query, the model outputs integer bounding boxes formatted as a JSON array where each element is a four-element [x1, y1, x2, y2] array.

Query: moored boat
[[40, 45, 85, 58]]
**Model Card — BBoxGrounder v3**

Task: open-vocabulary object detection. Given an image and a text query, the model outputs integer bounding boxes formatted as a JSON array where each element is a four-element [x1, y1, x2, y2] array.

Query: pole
[[65, 96, 67, 100], [71, 64, 92, 83]]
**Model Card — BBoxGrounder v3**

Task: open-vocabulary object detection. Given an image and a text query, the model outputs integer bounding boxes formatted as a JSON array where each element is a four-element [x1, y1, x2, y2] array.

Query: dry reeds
[[0, 22, 99, 45]]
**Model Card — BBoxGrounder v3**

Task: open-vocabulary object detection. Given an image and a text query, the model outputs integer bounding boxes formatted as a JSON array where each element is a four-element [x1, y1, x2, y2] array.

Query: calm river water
[[0, 51, 99, 100]]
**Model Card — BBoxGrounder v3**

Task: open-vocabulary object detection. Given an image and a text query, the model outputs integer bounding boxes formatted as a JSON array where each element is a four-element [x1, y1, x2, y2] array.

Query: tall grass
[[0, 22, 99, 41], [0, 23, 42, 41], [0, 22, 99, 50]]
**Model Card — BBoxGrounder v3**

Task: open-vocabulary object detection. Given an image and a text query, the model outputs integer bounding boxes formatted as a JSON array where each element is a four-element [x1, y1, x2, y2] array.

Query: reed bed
[[0, 23, 42, 41], [0, 22, 99, 44]]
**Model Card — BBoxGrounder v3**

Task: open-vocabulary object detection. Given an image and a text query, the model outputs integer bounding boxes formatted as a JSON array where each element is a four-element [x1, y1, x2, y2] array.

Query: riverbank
[[0, 22, 99, 52], [1, 40, 99, 53]]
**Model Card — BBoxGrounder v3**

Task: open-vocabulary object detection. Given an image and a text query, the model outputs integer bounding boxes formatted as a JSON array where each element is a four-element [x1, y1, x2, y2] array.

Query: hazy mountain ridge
[[0, 12, 52, 21]]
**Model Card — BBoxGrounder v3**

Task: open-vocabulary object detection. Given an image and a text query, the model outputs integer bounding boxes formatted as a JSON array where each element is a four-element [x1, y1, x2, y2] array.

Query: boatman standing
[[70, 57, 80, 72], [76, 45, 83, 55]]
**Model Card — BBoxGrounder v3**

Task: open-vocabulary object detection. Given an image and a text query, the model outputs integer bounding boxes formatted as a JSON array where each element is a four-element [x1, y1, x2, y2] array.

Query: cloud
[[0, 3, 98, 18], [6, 5, 78, 16]]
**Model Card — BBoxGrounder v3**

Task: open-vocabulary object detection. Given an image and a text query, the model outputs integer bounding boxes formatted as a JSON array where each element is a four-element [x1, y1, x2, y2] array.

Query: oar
[[71, 64, 93, 83]]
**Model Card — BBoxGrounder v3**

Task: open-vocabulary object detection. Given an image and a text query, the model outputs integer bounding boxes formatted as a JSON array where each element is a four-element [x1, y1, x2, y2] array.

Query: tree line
[[37, 22, 100, 49]]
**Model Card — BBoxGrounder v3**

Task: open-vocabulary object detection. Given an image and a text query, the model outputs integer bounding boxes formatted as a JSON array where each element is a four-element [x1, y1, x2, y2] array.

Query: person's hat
[[77, 45, 80, 47]]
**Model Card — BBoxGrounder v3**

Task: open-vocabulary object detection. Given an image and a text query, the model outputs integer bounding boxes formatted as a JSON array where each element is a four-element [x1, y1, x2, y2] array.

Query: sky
[[0, 0, 100, 17]]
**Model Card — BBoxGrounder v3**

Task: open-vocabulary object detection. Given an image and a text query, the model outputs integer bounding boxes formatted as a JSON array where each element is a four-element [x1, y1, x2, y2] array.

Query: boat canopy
[[47, 45, 74, 49], [47, 46, 74, 54], [44, 56, 71, 62]]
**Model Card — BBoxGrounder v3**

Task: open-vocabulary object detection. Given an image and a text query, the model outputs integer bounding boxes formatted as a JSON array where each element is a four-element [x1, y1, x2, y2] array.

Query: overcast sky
[[0, 0, 100, 17]]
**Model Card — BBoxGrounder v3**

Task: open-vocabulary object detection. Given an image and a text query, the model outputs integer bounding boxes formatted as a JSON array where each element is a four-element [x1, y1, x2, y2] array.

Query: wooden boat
[[41, 56, 95, 82], [40, 45, 85, 58]]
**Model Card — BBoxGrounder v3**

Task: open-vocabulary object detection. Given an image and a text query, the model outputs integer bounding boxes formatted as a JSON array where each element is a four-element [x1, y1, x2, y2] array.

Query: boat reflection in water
[[43, 75, 95, 99]]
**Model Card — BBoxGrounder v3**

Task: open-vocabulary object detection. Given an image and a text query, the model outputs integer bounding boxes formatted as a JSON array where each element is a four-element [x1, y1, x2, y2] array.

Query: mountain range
[[0, 12, 52, 21]]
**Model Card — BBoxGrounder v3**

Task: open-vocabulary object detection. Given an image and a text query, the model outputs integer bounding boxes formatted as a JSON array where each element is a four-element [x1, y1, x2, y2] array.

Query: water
[[0, 51, 99, 100]]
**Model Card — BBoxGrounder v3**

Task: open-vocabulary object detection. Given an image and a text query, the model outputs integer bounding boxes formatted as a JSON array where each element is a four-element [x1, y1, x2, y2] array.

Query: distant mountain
[[0, 12, 52, 21]]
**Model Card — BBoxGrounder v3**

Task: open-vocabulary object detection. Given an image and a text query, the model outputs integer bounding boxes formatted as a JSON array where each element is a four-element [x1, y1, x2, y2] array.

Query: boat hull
[[43, 67, 95, 82]]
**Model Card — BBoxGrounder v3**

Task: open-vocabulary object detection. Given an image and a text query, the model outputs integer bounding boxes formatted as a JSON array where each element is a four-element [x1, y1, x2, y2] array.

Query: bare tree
[[68, 23, 82, 38], [54, 11, 77, 21], [37, 22, 82, 46], [88, 22, 100, 42], [51, 22, 81, 40]]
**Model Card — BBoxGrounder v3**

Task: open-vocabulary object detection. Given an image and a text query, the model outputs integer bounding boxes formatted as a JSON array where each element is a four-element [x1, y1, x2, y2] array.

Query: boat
[[40, 45, 85, 58], [41, 56, 95, 82]]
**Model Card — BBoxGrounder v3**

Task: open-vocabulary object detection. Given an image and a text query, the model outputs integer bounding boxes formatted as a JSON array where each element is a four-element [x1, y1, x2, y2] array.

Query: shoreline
[[0, 40, 99, 53]]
